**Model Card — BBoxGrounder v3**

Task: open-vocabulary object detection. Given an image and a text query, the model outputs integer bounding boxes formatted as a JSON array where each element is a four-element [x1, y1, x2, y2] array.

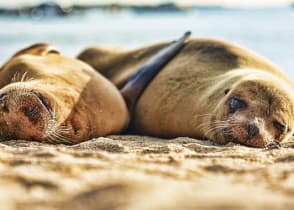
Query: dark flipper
[[120, 31, 191, 111]]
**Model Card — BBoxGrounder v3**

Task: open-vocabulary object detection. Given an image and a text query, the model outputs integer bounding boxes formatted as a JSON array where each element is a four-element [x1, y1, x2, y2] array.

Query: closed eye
[[31, 90, 53, 118], [0, 93, 8, 112], [24, 106, 40, 122], [228, 96, 247, 113], [273, 121, 286, 133]]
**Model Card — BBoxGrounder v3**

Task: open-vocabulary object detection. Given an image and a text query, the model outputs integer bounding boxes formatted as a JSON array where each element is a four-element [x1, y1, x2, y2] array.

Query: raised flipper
[[120, 31, 191, 111]]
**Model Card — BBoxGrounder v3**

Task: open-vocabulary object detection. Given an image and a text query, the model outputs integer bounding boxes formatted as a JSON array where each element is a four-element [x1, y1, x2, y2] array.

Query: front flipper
[[120, 31, 191, 111]]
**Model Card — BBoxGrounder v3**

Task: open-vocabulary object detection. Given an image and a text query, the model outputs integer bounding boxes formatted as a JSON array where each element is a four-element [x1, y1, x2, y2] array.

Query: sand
[[0, 135, 294, 210]]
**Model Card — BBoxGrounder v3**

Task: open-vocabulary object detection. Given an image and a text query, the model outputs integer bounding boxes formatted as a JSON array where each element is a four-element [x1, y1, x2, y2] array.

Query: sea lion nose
[[247, 122, 259, 139]]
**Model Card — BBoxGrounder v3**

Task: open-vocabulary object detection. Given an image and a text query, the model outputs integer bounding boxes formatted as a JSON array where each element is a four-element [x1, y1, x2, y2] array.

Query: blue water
[[0, 7, 294, 79]]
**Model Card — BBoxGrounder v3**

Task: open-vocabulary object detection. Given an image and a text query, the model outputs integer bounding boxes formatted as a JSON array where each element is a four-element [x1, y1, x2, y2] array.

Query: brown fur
[[78, 38, 294, 148], [0, 44, 129, 144]]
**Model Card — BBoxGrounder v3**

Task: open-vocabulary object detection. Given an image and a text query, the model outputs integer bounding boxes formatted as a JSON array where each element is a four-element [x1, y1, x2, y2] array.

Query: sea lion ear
[[12, 43, 60, 57]]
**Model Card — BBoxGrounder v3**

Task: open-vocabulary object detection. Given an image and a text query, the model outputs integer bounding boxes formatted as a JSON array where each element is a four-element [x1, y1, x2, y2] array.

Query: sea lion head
[[0, 82, 60, 142], [0, 44, 74, 144], [213, 75, 294, 148]]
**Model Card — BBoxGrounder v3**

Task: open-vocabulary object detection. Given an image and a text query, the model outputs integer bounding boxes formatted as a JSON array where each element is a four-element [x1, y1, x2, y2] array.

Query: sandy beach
[[0, 135, 293, 210], [1, 1, 294, 209]]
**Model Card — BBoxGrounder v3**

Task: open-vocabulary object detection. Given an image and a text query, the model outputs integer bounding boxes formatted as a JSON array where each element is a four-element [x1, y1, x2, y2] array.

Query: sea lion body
[[0, 33, 189, 144], [79, 38, 294, 147], [0, 45, 129, 143]]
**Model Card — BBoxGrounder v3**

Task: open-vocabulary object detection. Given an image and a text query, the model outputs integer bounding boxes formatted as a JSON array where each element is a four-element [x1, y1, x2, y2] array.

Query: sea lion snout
[[221, 116, 268, 148], [244, 119, 267, 148]]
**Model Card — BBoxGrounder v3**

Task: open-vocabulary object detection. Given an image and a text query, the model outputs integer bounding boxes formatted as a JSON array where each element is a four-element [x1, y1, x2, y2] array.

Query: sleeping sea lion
[[0, 43, 129, 144], [78, 36, 294, 148], [0, 32, 189, 144]]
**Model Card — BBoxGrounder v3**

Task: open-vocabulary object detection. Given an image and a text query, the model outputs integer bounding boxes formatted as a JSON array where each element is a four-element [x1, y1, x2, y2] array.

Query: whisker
[[10, 71, 34, 84], [44, 118, 73, 145], [48, 132, 70, 144], [20, 72, 28, 82], [200, 116, 242, 139]]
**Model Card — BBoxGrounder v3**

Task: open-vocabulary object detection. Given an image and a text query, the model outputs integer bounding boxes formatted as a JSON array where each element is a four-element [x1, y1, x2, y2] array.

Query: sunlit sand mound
[[0, 135, 294, 210]]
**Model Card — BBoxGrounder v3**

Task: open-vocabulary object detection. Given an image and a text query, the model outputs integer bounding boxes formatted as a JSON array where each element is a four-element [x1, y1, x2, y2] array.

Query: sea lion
[[0, 43, 130, 144], [0, 33, 189, 144], [78, 37, 294, 148]]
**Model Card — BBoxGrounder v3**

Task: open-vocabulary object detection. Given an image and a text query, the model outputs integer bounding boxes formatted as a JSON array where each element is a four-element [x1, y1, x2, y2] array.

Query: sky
[[0, 0, 292, 8]]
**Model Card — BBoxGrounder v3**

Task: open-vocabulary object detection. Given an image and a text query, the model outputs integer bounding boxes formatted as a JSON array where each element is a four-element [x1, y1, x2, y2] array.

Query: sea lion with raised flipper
[[78, 36, 294, 148], [0, 33, 189, 144]]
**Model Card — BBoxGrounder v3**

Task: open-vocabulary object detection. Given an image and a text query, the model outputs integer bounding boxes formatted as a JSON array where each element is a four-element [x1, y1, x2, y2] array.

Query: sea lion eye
[[228, 96, 247, 113], [31, 90, 53, 118], [24, 106, 40, 122], [0, 93, 8, 112], [273, 121, 286, 133]]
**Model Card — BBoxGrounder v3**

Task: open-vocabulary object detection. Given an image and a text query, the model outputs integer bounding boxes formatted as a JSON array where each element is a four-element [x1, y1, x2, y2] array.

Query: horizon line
[[0, 0, 292, 9]]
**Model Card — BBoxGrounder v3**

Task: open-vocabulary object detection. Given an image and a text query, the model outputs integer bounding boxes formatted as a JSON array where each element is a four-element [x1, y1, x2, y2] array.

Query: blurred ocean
[[0, 7, 294, 79]]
